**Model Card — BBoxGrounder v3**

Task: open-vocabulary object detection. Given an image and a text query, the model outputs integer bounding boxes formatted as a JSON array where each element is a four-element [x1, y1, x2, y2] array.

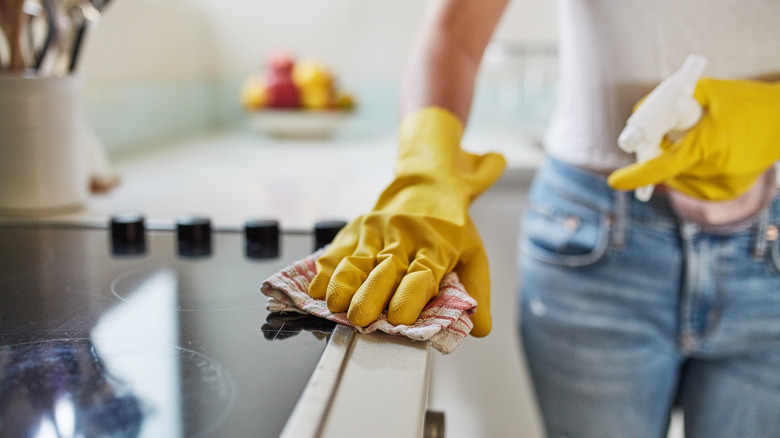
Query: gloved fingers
[[387, 269, 439, 326], [327, 216, 406, 316], [454, 241, 492, 337], [385, 242, 453, 325], [464, 152, 507, 197], [632, 93, 649, 112], [668, 171, 762, 201], [607, 140, 701, 191], [309, 216, 382, 299], [323, 254, 376, 313], [691, 78, 762, 123], [692, 77, 715, 106], [345, 255, 406, 327], [310, 241, 356, 299]]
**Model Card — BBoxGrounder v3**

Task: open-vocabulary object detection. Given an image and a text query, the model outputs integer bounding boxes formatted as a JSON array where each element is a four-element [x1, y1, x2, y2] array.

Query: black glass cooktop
[[0, 218, 342, 438]]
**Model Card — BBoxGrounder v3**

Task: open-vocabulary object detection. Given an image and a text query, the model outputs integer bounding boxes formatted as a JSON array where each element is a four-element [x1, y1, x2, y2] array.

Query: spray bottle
[[617, 54, 709, 201]]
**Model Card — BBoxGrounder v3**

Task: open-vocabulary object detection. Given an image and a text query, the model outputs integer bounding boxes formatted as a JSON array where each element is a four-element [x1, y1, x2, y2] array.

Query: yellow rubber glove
[[308, 107, 506, 336], [608, 78, 780, 200]]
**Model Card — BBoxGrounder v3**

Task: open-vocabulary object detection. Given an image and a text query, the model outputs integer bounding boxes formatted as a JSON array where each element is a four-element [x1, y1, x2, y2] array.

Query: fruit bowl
[[246, 110, 352, 139], [241, 51, 357, 139]]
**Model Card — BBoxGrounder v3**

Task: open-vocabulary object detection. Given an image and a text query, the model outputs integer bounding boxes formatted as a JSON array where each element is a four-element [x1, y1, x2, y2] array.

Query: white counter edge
[[282, 325, 432, 438]]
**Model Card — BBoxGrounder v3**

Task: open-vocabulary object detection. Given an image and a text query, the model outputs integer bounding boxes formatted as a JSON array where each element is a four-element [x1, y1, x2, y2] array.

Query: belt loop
[[611, 191, 629, 249], [751, 207, 771, 259]]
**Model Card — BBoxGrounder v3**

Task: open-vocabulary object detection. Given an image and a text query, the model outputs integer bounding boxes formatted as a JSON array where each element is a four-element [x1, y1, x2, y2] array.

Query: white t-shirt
[[544, 0, 780, 172]]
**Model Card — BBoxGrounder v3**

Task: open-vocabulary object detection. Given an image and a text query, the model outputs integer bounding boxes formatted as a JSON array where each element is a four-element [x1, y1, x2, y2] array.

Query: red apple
[[268, 50, 295, 73], [265, 74, 300, 108], [263, 50, 300, 108]]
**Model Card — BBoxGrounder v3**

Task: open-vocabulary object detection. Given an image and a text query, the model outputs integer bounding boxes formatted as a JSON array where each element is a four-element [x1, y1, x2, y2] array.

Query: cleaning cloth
[[260, 249, 478, 354]]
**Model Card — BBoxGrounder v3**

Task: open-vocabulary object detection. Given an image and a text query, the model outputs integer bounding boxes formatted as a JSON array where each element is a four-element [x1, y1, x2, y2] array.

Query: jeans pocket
[[770, 235, 780, 273], [522, 202, 611, 268]]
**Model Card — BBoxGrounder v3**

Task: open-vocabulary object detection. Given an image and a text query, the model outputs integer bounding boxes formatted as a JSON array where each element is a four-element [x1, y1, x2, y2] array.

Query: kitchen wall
[[78, 0, 558, 152]]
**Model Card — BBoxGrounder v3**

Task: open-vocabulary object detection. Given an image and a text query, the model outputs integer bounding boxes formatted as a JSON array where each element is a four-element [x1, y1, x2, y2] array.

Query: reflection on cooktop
[[110, 264, 265, 312], [261, 312, 338, 341], [0, 339, 144, 438], [0, 339, 238, 438], [0, 221, 343, 437]]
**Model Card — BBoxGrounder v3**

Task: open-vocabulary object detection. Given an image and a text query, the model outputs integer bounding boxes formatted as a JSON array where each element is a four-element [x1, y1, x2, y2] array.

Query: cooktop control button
[[110, 212, 146, 255], [245, 219, 280, 259], [314, 220, 347, 251], [177, 215, 212, 257]]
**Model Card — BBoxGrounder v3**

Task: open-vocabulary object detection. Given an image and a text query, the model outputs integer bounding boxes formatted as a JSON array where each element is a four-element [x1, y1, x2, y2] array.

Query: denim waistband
[[536, 158, 780, 255], [538, 158, 678, 223]]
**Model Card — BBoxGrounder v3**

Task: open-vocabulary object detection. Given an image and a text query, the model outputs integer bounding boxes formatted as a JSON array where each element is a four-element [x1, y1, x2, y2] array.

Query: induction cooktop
[[0, 215, 346, 438]]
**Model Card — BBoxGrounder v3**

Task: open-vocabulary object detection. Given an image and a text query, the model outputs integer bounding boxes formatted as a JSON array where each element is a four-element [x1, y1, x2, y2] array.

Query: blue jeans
[[519, 159, 780, 438]]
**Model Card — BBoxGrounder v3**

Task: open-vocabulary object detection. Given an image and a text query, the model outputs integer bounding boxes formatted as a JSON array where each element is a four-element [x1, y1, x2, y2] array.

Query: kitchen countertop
[[8, 126, 546, 231]]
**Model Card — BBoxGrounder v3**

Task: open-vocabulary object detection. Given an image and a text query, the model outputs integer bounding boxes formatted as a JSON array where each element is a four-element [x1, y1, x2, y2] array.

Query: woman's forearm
[[400, 0, 510, 124]]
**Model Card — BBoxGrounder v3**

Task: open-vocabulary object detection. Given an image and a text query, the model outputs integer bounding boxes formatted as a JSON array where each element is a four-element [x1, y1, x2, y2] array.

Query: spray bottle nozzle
[[617, 54, 709, 201], [616, 125, 644, 154]]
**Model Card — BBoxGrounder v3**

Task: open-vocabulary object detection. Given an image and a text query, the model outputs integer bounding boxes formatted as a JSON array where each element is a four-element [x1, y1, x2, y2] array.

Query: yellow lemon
[[292, 59, 333, 87], [293, 60, 336, 110], [240, 74, 267, 110]]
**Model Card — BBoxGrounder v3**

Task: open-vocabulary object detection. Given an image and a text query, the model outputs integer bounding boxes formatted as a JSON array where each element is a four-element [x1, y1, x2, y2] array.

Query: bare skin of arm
[[400, 0, 511, 124]]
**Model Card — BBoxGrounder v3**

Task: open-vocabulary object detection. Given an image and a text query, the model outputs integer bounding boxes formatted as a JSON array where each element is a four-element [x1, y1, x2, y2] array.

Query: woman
[[309, 1, 780, 436]]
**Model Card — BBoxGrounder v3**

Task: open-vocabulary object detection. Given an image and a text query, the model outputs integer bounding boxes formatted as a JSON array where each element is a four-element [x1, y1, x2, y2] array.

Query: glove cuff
[[398, 107, 464, 164]]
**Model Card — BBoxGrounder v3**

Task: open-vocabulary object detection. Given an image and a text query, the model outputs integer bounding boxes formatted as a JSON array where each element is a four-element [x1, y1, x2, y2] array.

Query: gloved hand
[[308, 107, 506, 336], [608, 78, 780, 200]]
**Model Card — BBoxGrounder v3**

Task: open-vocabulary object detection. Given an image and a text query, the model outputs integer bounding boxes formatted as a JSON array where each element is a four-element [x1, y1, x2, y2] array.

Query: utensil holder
[[0, 74, 89, 215]]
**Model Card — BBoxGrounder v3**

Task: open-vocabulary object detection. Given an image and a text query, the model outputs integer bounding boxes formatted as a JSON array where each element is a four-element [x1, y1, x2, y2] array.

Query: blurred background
[[78, 0, 559, 153]]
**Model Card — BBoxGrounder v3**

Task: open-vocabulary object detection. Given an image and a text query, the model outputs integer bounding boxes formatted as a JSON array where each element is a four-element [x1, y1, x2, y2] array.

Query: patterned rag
[[260, 249, 478, 354]]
